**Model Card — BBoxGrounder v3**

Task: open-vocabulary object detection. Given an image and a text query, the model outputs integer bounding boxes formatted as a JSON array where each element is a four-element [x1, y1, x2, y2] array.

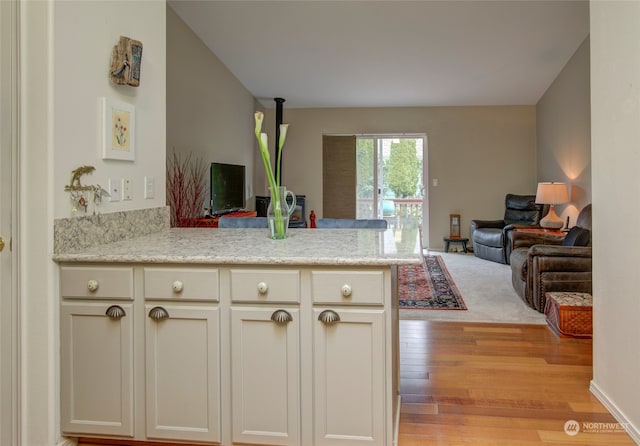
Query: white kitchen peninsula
[[54, 228, 420, 446]]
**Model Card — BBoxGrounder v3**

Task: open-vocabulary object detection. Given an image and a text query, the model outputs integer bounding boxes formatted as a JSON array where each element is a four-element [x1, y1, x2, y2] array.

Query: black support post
[[274, 97, 285, 183]]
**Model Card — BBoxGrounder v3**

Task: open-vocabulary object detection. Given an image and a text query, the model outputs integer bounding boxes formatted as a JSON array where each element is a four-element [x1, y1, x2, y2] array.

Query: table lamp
[[535, 182, 569, 229]]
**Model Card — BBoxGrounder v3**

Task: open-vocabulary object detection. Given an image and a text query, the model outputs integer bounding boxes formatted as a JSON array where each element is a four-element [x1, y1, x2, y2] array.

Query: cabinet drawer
[[144, 267, 219, 301], [311, 270, 385, 305], [60, 266, 134, 300], [230, 269, 300, 303]]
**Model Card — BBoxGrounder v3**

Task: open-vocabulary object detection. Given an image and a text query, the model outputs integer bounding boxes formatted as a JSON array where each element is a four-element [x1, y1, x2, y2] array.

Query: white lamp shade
[[535, 182, 569, 205]]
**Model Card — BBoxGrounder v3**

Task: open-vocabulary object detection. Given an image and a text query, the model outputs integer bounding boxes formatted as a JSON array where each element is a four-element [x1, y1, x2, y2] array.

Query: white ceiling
[[169, 0, 589, 109]]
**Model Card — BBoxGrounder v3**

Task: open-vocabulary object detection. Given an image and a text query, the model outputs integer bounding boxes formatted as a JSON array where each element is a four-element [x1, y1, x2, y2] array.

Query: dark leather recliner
[[470, 194, 548, 264], [509, 204, 592, 312]]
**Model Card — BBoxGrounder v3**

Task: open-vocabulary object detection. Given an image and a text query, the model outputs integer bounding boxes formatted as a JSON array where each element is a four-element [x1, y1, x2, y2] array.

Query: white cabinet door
[[145, 305, 220, 443], [313, 309, 386, 446], [60, 302, 134, 437], [231, 307, 300, 446]]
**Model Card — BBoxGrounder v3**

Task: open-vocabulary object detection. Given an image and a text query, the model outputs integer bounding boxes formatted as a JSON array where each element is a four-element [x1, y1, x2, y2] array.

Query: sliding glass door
[[356, 135, 427, 247]]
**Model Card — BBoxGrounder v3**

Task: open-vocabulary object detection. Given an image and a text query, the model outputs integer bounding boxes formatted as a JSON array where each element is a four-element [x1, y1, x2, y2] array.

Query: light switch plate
[[122, 179, 132, 201], [108, 179, 120, 202], [144, 176, 155, 199]]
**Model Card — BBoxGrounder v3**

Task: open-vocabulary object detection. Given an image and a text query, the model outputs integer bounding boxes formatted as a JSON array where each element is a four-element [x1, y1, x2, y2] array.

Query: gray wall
[[536, 36, 591, 225], [167, 6, 260, 212], [266, 106, 537, 249]]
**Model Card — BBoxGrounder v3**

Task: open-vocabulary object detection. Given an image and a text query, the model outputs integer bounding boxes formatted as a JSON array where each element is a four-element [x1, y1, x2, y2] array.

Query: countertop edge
[[52, 254, 421, 266], [51, 227, 423, 266]]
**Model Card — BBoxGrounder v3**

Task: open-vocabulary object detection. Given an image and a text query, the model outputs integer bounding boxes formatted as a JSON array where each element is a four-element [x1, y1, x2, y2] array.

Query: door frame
[[356, 134, 429, 248], [0, 0, 21, 444]]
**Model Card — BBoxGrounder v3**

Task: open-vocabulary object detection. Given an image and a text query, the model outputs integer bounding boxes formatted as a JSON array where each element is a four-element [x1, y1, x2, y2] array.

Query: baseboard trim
[[57, 437, 78, 446], [590, 380, 640, 444]]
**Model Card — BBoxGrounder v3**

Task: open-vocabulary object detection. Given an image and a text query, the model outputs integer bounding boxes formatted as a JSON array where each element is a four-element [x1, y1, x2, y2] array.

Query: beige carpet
[[399, 251, 546, 324]]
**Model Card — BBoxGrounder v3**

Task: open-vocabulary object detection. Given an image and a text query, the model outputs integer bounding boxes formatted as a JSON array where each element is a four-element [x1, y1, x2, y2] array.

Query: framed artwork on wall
[[101, 97, 135, 161]]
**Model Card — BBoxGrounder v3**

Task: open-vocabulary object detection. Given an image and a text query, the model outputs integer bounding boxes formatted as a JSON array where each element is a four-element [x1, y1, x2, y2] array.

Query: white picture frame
[[101, 97, 135, 161]]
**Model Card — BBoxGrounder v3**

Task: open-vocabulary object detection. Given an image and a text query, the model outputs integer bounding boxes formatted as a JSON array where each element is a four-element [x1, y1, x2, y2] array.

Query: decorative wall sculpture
[[109, 36, 143, 87]]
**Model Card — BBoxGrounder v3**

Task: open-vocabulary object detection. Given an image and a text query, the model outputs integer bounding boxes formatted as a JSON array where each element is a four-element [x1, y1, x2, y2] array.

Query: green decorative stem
[[254, 111, 293, 239]]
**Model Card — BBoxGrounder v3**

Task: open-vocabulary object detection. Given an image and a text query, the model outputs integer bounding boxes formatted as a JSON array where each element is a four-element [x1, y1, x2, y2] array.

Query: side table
[[443, 237, 469, 253], [514, 228, 566, 239]]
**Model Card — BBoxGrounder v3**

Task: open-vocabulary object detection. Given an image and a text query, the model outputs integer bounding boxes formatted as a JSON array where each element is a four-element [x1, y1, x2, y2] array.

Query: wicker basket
[[544, 292, 592, 338]]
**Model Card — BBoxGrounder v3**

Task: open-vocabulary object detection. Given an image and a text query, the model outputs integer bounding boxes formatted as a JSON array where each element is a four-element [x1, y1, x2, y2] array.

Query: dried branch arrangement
[[166, 150, 207, 227]]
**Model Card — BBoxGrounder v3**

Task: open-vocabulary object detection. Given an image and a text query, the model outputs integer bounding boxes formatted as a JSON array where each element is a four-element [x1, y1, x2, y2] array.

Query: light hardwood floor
[[79, 320, 636, 446], [399, 320, 635, 445]]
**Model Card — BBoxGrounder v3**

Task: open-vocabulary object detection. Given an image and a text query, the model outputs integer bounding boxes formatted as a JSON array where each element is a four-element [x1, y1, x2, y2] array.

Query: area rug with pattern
[[399, 255, 467, 310]]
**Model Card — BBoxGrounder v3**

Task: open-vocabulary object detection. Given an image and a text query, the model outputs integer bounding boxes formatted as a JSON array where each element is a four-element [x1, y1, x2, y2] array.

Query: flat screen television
[[210, 162, 246, 215]]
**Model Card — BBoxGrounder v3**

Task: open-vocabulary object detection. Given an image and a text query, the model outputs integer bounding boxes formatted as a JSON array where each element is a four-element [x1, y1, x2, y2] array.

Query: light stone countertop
[[52, 228, 422, 266]]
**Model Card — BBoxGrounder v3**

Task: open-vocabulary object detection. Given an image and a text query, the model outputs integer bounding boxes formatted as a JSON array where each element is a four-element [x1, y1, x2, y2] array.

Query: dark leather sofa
[[470, 194, 547, 264], [509, 204, 592, 312]]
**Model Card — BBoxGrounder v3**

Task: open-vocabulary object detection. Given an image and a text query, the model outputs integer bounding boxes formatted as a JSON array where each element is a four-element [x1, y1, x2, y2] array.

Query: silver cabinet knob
[[105, 305, 126, 320], [87, 279, 99, 292], [341, 284, 352, 297], [271, 309, 293, 325], [257, 281, 268, 294], [172, 280, 184, 293], [149, 306, 170, 320], [318, 310, 341, 326]]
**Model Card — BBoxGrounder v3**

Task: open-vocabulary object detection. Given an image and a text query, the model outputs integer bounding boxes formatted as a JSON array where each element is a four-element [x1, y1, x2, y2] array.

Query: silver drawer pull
[[271, 309, 293, 325], [257, 281, 268, 294], [341, 284, 352, 297], [172, 280, 184, 293], [318, 310, 340, 326], [105, 305, 126, 320], [149, 306, 170, 320], [87, 279, 99, 292]]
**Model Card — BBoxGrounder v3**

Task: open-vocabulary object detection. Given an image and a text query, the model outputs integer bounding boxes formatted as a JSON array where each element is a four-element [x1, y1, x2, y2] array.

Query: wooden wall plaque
[[109, 36, 143, 87]]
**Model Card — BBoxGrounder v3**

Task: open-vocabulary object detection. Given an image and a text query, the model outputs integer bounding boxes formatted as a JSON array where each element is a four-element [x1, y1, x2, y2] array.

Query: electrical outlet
[[108, 179, 120, 202], [122, 179, 132, 201], [144, 176, 155, 199]]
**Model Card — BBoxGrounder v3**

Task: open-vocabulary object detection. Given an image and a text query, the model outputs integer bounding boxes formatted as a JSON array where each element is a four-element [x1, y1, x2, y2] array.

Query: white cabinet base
[[60, 302, 134, 437], [145, 305, 220, 443], [231, 307, 300, 446], [60, 264, 399, 446], [313, 309, 386, 446]]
